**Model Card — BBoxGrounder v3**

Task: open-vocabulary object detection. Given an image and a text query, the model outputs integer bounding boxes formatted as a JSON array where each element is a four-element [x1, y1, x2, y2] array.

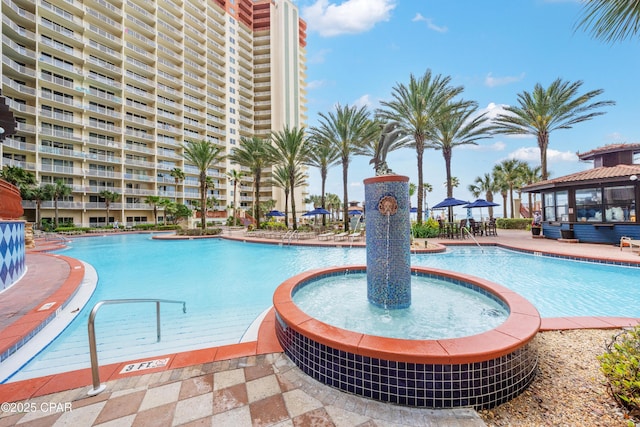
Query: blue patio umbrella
[[348, 210, 363, 216], [431, 197, 469, 209], [432, 197, 469, 222], [463, 199, 500, 221], [410, 207, 418, 213], [265, 210, 285, 217], [302, 207, 331, 216]]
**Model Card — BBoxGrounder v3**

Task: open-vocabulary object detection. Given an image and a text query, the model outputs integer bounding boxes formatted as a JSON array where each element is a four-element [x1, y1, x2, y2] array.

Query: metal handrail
[[87, 298, 186, 395]]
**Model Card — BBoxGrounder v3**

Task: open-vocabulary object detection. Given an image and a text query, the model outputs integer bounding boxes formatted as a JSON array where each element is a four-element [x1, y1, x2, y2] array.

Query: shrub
[[598, 326, 640, 418], [132, 224, 156, 231], [226, 217, 243, 226], [411, 217, 440, 238], [495, 218, 531, 230]]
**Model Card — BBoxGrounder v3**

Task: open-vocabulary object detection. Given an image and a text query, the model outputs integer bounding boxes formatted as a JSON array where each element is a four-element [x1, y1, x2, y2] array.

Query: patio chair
[[485, 218, 498, 236], [469, 219, 482, 236]]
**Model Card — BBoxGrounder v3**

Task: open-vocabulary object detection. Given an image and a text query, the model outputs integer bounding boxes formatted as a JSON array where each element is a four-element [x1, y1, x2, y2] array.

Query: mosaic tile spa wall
[[364, 175, 411, 309], [0, 221, 25, 291]]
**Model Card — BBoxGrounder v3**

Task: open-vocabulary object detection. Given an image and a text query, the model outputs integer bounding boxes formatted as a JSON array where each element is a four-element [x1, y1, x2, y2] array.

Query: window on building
[[575, 188, 602, 222], [603, 185, 635, 222], [543, 191, 569, 221]]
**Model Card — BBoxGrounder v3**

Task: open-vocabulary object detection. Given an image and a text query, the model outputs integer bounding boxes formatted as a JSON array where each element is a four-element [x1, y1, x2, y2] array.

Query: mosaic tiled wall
[[0, 221, 25, 291], [276, 315, 538, 409], [364, 176, 411, 308]]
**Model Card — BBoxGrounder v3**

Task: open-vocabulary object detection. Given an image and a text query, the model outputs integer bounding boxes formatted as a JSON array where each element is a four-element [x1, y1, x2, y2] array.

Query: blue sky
[[295, 0, 640, 216]]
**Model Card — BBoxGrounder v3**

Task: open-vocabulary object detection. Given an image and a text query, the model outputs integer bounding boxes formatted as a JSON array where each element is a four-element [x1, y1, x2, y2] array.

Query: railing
[[87, 298, 186, 395]]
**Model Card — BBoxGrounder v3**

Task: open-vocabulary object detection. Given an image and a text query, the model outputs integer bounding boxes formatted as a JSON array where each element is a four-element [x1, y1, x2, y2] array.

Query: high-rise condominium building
[[0, 0, 307, 227]]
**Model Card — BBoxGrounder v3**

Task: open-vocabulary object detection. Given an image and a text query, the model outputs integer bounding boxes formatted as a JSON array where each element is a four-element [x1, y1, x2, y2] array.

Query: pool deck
[[0, 229, 639, 426]]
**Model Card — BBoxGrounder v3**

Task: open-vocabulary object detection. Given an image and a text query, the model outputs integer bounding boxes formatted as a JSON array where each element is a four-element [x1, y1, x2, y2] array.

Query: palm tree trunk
[[321, 173, 327, 227], [290, 175, 297, 230], [416, 145, 424, 224], [502, 193, 508, 218], [254, 171, 261, 227], [509, 186, 515, 218], [54, 200, 59, 229], [342, 161, 349, 232], [445, 151, 454, 222], [538, 133, 549, 180], [233, 181, 238, 226], [200, 173, 207, 230]]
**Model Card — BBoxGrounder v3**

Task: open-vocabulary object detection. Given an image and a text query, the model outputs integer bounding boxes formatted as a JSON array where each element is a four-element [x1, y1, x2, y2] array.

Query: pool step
[[7, 307, 263, 382]]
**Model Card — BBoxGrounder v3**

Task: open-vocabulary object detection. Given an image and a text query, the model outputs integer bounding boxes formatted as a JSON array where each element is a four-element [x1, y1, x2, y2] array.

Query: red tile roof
[[577, 143, 640, 160], [523, 164, 640, 191]]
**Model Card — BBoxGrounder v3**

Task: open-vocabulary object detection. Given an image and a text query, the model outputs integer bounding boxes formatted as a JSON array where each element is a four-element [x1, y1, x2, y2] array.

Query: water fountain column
[[364, 175, 411, 309]]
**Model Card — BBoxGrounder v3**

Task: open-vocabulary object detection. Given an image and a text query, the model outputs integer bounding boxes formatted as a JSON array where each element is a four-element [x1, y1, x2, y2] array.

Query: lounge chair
[[333, 232, 349, 241], [317, 232, 334, 241], [348, 232, 362, 242], [620, 236, 640, 251]]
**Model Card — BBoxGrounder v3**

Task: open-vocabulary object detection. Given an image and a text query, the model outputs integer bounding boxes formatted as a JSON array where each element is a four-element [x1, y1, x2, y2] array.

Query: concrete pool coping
[[1, 229, 639, 404]]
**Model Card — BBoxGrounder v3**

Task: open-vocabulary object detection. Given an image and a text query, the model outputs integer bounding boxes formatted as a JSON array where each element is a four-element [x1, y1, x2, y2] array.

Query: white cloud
[[307, 48, 332, 64], [353, 94, 374, 109], [484, 72, 525, 88], [465, 141, 506, 151], [307, 79, 329, 90], [481, 102, 509, 119], [411, 13, 448, 33], [508, 147, 578, 163], [303, 0, 396, 37]]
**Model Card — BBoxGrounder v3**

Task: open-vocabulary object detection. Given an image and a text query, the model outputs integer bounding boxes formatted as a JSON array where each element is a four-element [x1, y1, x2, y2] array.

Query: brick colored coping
[[0, 255, 84, 360], [2, 238, 638, 403], [274, 265, 541, 365]]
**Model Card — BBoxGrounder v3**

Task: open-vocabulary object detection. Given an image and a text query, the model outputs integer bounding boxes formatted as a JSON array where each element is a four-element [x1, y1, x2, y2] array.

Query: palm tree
[[492, 78, 614, 181], [325, 193, 341, 221], [576, 1, 640, 43], [468, 173, 498, 219], [159, 198, 173, 225], [377, 69, 463, 224], [306, 135, 339, 226], [272, 165, 306, 228], [228, 136, 275, 227], [1, 165, 37, 197], [182, 139, 226, 230], [226, 169, 244, 226], [310, 104, 378, 232], [270, 126, 310, 231], [99, 190, 120, 227], [24, 185, 48, 229], [520, 164, 543, 217], [44, 180, 72, 229], [145, 195, 161, 226], [493, 159, 526, 218], [429, 100, 492, 199], [170, 167, 185, 203]]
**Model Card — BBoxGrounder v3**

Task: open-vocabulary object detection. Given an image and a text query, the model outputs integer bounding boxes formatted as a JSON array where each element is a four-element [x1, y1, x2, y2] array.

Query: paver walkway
[[1, 229, 639, 426]]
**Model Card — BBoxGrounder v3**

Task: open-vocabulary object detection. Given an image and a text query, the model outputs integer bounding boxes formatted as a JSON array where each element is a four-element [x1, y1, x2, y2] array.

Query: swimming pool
[[4, 234, 640, 382]]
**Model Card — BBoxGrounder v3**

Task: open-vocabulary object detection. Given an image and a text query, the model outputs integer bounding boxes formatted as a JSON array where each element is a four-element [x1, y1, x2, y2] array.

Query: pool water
[[5, 234, 640, 382], [292, 273, 508, 339]]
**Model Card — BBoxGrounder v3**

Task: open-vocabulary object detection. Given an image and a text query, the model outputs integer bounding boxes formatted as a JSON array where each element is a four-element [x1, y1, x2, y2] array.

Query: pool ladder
[[87, 298, 187, 396]]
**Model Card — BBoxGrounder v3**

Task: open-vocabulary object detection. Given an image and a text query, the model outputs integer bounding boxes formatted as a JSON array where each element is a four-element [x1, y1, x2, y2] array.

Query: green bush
[[411, 217, 440, 238], [598, 326, 640, 417], [133, 224, 157, 230], [157, 225, 180, 230], [495, 218, 531, 230], [54, 226, 89, 233], [226, 217, 243, 226]]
